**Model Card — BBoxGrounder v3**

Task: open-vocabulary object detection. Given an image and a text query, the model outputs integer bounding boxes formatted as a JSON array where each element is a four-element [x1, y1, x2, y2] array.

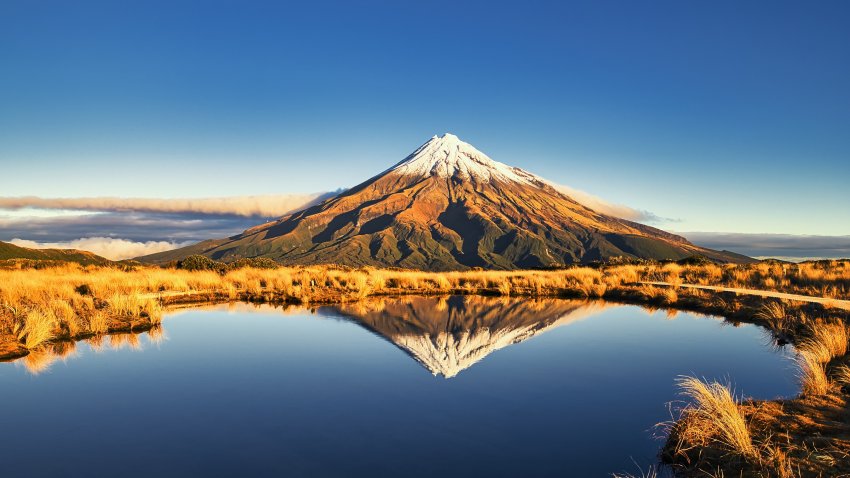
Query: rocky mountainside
[[140, 133, 750, 269]]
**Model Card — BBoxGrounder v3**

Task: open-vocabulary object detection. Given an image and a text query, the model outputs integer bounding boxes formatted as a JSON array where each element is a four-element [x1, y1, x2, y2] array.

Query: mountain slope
[[0, 241, 112, 265], [140, 133, 750, 269]]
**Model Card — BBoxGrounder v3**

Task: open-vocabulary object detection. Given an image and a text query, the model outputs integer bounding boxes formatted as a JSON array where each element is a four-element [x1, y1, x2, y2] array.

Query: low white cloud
[[0, 193, 331, 218], [9, 237, 191, 261], [681, 232, 850, 261], [552, 184, 669, 223]]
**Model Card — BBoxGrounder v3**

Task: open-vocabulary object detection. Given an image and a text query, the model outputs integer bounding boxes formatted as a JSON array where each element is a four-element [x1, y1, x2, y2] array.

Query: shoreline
[[1, 263, 848, 476]]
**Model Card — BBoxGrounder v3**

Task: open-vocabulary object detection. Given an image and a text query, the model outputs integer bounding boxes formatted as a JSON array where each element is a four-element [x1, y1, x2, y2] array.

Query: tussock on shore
[[663, 308, 850, 477]]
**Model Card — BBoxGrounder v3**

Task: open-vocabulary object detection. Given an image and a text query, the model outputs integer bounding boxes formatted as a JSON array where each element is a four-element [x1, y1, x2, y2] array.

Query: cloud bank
[[9, 237, 192, 260], [0, 194, 331, 217], [683, 232, 850, 261], [0, 211, 259, 243], [553, 184, 669, 223]]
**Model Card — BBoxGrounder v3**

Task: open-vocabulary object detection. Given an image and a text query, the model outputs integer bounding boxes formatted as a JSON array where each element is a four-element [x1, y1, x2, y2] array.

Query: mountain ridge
[[139, 134, 751, 269], [0, 241, 112, 265]]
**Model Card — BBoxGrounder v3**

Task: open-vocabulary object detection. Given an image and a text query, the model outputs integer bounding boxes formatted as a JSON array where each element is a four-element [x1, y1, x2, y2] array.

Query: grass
[[835, 365, 850, 386], [671, 376, 757, 460], [18, 308, 56, 349], [806, 322, 848, 359], [796, 351, 830, 396], [0, 261, 847, 357], [673, 260, 850, 300], [754, 301, 789, 333]]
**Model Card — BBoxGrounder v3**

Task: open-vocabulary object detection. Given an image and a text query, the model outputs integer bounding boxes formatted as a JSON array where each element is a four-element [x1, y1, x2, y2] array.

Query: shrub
[[677, 255, 713, 266], [177, 255, 225, 272], [226, 257, 280, 270]]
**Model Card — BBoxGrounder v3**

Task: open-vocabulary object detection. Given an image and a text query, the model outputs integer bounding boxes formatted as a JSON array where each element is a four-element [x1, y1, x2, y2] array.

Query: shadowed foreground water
[[0, 296, 797, 477]]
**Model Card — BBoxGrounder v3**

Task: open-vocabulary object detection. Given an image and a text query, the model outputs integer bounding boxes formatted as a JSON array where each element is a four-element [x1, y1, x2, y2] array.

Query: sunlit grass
[[796, 351, 829, 396], [0, 261, 848, 358], [18, 308, 56, 349], [671, 376, 757, 460]]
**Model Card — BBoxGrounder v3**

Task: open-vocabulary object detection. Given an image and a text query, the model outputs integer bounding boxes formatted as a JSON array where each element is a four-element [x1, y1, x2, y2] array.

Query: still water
[[0, 296, 797, 477]]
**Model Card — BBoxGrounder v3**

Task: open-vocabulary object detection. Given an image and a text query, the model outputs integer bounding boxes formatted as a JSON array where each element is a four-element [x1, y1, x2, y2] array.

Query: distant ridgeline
[[0, 241, 112, 267], [139, 134, 753, 271]]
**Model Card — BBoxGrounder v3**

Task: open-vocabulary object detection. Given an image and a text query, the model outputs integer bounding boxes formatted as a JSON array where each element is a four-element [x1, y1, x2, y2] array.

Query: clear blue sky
[[1, 0, 849, 235]]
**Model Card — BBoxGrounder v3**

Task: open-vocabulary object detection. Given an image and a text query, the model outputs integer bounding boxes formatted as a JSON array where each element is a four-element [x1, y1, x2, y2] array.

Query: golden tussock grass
[[671, 376, 757, 460], [834, 364, 850, 386], [796, 351, 829, 396], [18, 308, 56, 349], [654, 260, 850, 300], [88, 311, 110, 334], [754, 301, 788, 333]]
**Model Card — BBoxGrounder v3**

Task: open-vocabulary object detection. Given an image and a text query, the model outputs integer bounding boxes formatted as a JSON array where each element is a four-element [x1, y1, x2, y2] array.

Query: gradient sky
[[1, 0, 849, 236]]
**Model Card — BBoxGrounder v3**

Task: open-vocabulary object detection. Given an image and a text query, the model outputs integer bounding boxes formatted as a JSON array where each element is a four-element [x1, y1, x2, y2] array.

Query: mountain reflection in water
[[10, 296, 614, 377], [319, 296, 612, 378], [2, 295, 797, 477]]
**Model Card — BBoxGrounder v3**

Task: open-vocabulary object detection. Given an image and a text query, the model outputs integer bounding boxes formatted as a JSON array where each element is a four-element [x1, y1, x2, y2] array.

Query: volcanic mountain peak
[[138, 133, 753, 269], [389, 133, 542, 185]]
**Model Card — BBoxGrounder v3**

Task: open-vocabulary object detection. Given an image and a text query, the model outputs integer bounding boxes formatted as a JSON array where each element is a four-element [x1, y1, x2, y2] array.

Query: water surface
[[0, 296, 797, 477]]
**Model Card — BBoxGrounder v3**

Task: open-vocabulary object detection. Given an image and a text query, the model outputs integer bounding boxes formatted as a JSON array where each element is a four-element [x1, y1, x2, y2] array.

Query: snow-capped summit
[[141, 133, 751, 269], [390, 133, 541, 185]]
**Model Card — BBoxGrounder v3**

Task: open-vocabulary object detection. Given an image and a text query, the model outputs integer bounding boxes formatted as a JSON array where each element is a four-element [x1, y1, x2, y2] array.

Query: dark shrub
[[677, 255, 712, 266], [75, 284, 93, 296], [177, 255, 226, 272], [227, 257, 280, 270]]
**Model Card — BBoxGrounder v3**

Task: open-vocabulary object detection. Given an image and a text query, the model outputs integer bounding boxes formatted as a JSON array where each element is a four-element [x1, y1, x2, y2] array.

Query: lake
[[0, 296, 798, 477]]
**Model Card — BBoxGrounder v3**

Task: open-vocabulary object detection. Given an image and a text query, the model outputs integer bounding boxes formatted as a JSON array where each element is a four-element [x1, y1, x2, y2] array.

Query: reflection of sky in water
[[0, 298, 797, 477]]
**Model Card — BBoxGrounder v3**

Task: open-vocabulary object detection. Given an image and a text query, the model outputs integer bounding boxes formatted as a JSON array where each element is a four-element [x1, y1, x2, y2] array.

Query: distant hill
[[140, 133, 752, 270], [0, 241, 112, 266]]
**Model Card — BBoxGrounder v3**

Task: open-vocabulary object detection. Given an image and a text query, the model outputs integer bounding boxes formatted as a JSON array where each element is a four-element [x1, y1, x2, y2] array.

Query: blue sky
[[1, 0, 849, 250]]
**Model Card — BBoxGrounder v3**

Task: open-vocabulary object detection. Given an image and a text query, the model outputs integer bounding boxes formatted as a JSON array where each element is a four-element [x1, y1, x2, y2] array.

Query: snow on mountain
[[390, 133, 545, 186]]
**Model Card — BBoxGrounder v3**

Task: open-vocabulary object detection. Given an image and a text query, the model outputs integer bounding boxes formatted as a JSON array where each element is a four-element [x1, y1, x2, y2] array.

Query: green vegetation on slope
[[0, 241, 111, 266]]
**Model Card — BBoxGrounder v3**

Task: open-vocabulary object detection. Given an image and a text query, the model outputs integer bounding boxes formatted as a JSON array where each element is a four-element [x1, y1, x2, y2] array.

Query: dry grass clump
[[637, 284, 677, 304], [671, 376, 757, 460], [833, 364, 850, 386], [796, 351, 829, 396], [611, 465, 659, 478], [88, 311, 110, 334], [792, 320, 848, 396], [754, 301, 787, 330], [107, 292, 146, 318], [18, 308, 56, 349], [805, 322, 848, 359], [794, 321, 849, 368]]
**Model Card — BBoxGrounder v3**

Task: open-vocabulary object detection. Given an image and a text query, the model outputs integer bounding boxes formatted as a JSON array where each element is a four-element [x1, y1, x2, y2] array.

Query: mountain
[[0, 241, 112, 265], [140, 133, 750, 269], [320, 296, 608, 378]]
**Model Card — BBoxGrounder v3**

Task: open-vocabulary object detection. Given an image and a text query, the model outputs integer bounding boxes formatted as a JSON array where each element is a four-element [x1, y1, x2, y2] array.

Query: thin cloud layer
[[553, 184, 669, 223], [683, 232, 850, 260], [9, 237, 191, 260], [0, 186, 666, 225], [0, 211, 258, 243], [0, 193, 331, 217]]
